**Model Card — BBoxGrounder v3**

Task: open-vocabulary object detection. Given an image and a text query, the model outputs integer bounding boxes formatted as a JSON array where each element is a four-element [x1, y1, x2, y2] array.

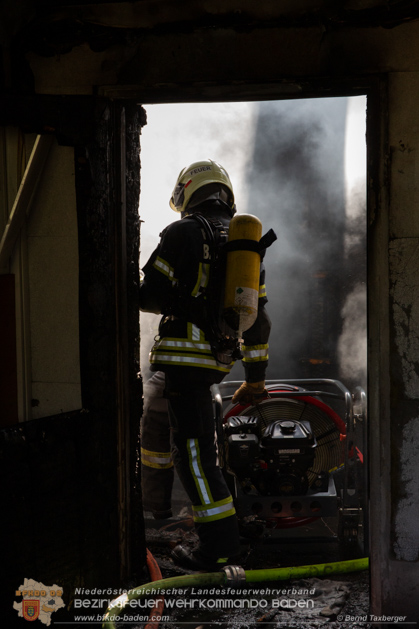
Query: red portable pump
[[212, 379, 366, 546]]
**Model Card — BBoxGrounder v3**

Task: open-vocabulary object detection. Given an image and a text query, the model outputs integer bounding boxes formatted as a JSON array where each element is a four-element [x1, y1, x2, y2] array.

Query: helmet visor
[[171, 182, 186, 211]]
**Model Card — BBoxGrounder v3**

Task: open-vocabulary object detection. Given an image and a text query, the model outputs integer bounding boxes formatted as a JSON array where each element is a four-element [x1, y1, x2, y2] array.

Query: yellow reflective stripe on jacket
[[153, 256, 177, 282], [259, 283, 267, 298], [187, 438, 213, 506], [192, 496, 236, 523], [150, 353, 232, 372], [150, 323, 233, 372], [141, 447, 173, 469], [241, 343, 269, 363], [190, 322, 202, 341], [153, 338, 212, 352], [192, 262, 210, 297]]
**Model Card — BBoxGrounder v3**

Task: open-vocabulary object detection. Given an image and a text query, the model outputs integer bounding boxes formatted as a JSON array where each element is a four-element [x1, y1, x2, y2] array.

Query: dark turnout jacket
[[140, 206, 271, 383]]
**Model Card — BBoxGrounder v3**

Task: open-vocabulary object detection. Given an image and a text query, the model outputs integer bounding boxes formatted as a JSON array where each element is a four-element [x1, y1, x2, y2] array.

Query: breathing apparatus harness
[[189, 212, 240, 364], [165, 211, 276, 365]]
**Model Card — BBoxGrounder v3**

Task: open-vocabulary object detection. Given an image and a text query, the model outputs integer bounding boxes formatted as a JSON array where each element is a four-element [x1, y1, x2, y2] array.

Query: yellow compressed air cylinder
[[223, 213, 262, 335]]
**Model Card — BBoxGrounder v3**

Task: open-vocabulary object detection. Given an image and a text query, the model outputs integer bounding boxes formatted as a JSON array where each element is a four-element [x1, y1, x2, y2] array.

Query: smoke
[[338, 283, 367, 388], [245, 98, 351, 381], [338, 180, 367, 389]]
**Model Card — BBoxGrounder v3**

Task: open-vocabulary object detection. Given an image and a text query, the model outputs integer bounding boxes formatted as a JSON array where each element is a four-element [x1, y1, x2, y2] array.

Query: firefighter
[[139, 159, 271, 570]]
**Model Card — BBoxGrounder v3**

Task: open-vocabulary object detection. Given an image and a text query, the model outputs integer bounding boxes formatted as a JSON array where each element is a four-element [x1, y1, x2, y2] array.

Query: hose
[[102, 557, 368, 628], [145, 549, 164, 629], [239, 556, 368, 583]]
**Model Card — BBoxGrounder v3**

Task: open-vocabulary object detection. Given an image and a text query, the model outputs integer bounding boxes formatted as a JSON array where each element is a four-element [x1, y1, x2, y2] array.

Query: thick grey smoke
[[243, 98, 366, 388]]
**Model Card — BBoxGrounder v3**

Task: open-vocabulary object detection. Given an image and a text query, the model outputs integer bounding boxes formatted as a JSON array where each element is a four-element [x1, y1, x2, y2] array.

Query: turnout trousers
[[165, 369, 240, 559], [140, 371, 174, 517]]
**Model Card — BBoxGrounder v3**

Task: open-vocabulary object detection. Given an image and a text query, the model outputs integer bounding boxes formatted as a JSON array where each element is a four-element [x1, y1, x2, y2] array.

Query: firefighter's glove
[[232, 381, 267, 405]]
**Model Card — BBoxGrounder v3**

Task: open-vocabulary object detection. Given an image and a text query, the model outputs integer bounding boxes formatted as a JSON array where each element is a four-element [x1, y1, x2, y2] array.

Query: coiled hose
[[102, 556, 369, 628]]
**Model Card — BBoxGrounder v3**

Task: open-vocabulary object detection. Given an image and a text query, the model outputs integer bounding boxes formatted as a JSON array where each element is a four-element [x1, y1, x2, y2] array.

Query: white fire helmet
[[169, 159, 235, 214]]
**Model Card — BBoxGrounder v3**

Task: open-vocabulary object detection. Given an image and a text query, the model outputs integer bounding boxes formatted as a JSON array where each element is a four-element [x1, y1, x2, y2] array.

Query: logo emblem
[[22, 600, 40, 621]]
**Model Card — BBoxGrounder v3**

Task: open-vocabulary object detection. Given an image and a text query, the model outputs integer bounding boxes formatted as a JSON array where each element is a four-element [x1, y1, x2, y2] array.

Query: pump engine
[[225, 415, 317, 496], [213, 379, 366, 547]]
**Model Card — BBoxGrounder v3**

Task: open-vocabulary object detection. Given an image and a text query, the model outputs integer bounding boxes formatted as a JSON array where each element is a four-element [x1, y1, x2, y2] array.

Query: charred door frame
[[113, 102, 146, 581], [364, 77, 390, 616], [75, 99, 146, 582]]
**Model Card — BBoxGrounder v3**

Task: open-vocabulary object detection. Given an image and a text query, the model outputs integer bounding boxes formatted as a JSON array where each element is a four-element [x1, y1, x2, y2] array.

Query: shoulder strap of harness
[[184, 212, 227, 244]]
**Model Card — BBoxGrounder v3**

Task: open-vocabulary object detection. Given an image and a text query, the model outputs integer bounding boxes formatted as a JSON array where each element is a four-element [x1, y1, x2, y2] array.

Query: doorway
[[137, 95, 369, 623]]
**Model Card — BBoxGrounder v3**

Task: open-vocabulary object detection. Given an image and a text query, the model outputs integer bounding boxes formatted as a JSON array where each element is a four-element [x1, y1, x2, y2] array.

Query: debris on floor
[[139, 509, 370, 629]]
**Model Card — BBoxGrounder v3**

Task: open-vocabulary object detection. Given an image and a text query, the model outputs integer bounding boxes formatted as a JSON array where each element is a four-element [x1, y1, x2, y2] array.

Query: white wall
[[20, 140, 81, 419]]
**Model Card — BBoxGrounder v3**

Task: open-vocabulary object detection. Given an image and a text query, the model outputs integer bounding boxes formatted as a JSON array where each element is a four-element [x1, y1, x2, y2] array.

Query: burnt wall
[[1, 409, 118, 626], [0, 99, 146, 624], [15, 16, 419, 100], [385, 72, 419, 614]]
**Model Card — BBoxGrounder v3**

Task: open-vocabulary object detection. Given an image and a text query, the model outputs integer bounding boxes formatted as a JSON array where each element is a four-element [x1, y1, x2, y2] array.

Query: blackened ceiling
[[3, 0, 419, 59], [1, 0, 419, 137]]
